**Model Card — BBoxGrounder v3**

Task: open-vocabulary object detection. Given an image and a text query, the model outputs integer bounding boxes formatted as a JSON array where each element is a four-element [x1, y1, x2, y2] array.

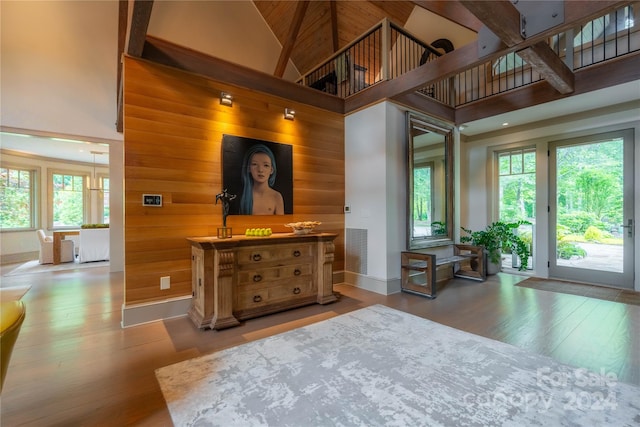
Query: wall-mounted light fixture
[[220, 92, 233, 106], [284, 108, 295, 121]]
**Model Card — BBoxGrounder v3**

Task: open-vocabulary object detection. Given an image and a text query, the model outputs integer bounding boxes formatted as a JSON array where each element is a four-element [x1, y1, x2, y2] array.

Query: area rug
[[3, 259, 110, 277], [517, 277, 640, 306], [155, 304, 640, 426]]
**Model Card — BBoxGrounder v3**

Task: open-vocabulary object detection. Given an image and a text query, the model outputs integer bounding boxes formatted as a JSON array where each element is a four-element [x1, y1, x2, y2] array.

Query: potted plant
[[460, 221, 531, 273]]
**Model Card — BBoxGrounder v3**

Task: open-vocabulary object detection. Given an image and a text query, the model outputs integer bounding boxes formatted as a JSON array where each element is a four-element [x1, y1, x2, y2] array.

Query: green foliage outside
[[584, 226, 607, 242], [413, 167, 431, 221], [558, 212, 606, 234], [0, 168, 32, 229], [556, 140, 623, 241], [52, 174, 84, 227], [557, 240, 587, 259], [1, 169, 108, 230]]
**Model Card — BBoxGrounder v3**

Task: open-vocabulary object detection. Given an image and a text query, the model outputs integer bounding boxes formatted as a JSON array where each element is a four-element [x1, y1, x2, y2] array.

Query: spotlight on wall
[[284, 108, 295, 121], [220, 92, 233, 106]]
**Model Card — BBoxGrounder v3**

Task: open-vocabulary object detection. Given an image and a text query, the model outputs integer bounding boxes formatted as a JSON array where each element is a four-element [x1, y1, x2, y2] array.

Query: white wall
[[148, 1, 299, 81], [461, 105, 640, 291], [405, 6, 477, 50], [344, 101, 406, 294], [1, 1, 121, 139]]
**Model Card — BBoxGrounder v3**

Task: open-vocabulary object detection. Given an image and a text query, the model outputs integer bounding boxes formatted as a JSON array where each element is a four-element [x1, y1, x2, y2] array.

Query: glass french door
[[549, 129, 634, 288]]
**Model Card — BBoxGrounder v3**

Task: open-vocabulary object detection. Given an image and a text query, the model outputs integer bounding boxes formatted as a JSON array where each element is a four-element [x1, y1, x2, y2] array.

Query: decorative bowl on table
[[284, 221, 321, 235]]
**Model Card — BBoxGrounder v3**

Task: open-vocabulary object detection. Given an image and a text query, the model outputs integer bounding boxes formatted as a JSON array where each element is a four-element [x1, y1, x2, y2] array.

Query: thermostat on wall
[[142, 194, 162, 207]]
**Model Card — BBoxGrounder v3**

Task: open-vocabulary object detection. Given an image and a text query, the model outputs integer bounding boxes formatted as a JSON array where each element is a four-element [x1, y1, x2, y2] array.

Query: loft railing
[[298, 19, 442, 99], [424, 3, 639, 106], [301, 4, 638, 108]]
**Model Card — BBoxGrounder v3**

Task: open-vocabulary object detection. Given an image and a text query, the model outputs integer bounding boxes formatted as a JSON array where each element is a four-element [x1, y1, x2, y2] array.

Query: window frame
[[0, 163, 39, 232], [98, 173, 110, 224], [48, 169, 89, 230]]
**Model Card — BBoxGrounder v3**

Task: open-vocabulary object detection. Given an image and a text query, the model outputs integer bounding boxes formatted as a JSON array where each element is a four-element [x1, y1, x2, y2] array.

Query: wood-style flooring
[[1, 264, 638, 426]]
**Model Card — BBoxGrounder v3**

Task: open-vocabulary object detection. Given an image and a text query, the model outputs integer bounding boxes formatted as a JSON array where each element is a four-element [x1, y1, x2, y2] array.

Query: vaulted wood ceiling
[[253, 0, 483, 76], [118, 0, 635, 131]]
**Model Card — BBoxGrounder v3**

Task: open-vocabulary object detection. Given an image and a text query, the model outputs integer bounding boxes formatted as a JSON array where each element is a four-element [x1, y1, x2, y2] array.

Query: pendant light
[[90, 151, 103, 191]]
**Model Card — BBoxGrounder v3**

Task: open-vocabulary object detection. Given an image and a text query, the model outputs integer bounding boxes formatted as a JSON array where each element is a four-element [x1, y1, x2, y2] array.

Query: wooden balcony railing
[[301, 4, 639, 108], [298, 19, 442, 99], [445, 3, 639, 107]]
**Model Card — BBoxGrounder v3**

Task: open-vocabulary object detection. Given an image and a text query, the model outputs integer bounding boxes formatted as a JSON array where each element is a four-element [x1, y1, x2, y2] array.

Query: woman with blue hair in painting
[[240, 144, 284, 215]]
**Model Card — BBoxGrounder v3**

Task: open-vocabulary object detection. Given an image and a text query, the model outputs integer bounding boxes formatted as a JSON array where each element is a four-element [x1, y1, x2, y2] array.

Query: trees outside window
[[413, 164, 433, 237], [51, 172, 86, 228], [0, 166, 35, 230], [497, 147, 536, 269], [498, 148, 536, 223]]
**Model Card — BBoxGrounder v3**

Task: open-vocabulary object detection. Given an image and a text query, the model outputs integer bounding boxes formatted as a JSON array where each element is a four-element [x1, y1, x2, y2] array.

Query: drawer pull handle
[[253, 295, 262, 303], [293, 250, 301, 257], [253, 274, 262, 282], [293, 287, 301, 295], [252, 254, 262, 262], [294, 269, 301, 276]]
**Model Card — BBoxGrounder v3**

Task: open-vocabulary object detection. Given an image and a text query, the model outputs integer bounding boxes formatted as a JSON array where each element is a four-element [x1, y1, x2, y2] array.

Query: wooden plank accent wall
[[123, 56, 345, 305]]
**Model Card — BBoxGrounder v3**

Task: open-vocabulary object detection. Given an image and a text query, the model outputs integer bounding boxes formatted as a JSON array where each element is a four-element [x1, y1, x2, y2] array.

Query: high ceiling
[[252, 1, 482, 76], [2, 1, 637, 163]]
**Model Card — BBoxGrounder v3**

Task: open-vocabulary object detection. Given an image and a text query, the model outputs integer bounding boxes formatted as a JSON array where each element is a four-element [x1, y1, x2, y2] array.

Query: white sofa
[[78, 228, 110, 263], [37, 229, 75, 264]]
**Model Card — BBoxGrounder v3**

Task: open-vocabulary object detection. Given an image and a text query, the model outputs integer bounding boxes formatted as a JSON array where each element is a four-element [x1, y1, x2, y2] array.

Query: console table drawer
[[237, 264, 312, 284], [236, 279, 314, 310], [236, 243, 313, 265]]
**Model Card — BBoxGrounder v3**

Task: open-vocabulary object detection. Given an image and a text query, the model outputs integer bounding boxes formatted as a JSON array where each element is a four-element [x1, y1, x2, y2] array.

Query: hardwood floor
[[1, 264, 638, 426]]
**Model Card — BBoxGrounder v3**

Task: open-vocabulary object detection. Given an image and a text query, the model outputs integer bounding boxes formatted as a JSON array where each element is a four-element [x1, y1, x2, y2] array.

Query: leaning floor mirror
[[407, 112, 454, 249]]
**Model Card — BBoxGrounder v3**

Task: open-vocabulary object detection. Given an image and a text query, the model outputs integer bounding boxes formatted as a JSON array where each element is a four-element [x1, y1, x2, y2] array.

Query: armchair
[[0, 300, 26, 393], [37, 229, 74, 264], [0, 301, 26, 391]]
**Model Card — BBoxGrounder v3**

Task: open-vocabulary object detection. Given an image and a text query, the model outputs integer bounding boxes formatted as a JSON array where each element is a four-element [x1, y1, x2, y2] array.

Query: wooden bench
[[401, 244, 486, 299]]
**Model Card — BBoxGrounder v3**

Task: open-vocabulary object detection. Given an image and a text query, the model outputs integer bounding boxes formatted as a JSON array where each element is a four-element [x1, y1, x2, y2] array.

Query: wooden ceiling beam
[[141, 36, 344, 114], [455, 52, 640, 125], [116, 0, 154, 132], [127, 0, 154, 56], [330, 0, 339, 52], [274, 1, 310, 78], [346, 0, 627, 113], [459, 0, 574, 94], [116, 0, 128, 133]]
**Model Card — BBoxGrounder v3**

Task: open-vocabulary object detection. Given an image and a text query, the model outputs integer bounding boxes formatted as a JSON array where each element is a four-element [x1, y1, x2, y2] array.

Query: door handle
[[620, 219, 633, 237]]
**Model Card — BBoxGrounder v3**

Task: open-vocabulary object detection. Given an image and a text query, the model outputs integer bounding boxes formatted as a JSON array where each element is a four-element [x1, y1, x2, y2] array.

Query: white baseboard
[[121, 296, 192, 328], [343, 271, 401, 295]]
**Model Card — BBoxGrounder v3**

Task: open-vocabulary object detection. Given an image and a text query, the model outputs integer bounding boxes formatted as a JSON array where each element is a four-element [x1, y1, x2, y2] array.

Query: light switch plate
[[143, 194, 162, 207]]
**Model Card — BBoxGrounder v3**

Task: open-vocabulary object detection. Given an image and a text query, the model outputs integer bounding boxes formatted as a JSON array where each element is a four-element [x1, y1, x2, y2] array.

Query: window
[[492, 51, 526, 77], [50, 171, 87, 228], [498, 148, 536, 223], [497, 148, 536, 270], [0, 166, 36, 230], [100, 176, 110, 224]]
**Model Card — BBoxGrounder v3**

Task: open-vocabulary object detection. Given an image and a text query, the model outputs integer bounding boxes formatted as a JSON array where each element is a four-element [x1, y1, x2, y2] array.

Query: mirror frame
[[406, 112, 454, 249]]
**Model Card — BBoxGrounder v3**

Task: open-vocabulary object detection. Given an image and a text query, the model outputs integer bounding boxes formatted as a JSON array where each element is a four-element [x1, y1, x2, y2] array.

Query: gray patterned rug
[[156, 305, 640, 426]]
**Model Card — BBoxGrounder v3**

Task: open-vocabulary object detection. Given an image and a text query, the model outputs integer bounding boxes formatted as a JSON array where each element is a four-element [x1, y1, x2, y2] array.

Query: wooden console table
[[53, 230, 80, 264], [187, 233, 338, 330]]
